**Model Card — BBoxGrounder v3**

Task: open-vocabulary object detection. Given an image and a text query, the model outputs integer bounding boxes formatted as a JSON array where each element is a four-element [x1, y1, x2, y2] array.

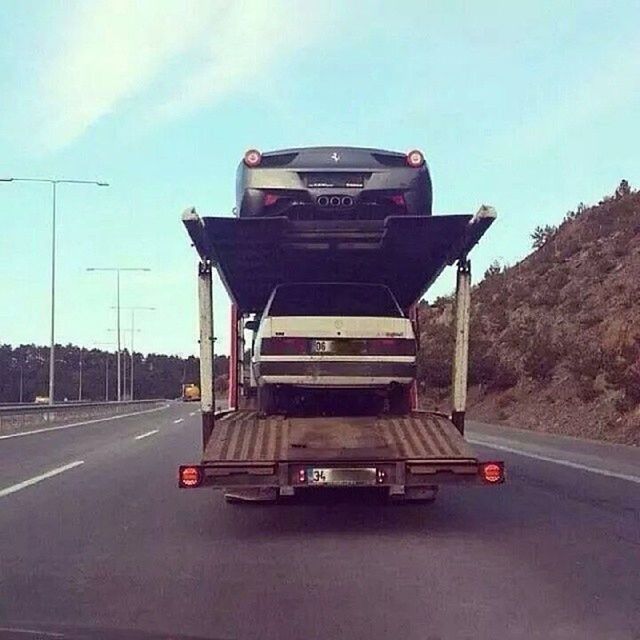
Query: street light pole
[[117, 270, 121, 400], [111, 306, 155, 401], [78, 346, 83, 401], [94, 342, 116, 402], [49, 182, 56, 405], [87, 268, 150, 400], [1, 177, 109, 405]]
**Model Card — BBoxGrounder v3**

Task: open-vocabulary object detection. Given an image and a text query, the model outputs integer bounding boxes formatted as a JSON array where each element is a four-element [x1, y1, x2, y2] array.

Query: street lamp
[[87, 267, 150, 400], [107, 327, 141, 400], [1, 177, 109, 405], [111, 306, 155, 400], [94, 342, 116, 401]]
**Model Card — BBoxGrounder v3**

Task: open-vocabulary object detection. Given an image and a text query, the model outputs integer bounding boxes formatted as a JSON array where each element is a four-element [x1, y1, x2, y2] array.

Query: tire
[[258, 384, 277, 415], [389, 384, 411, 415]]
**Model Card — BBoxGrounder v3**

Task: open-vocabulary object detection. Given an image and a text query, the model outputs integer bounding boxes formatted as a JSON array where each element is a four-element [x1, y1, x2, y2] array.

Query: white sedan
[[251, 282, 417, 415]]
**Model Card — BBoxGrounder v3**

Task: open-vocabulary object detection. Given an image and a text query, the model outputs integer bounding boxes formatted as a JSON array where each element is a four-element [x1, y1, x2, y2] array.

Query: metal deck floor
[[203, 411, 475, 463]]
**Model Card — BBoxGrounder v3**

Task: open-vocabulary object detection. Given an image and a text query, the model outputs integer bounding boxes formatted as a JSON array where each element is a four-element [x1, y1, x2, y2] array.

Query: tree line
[[0, 343, 229, 403]]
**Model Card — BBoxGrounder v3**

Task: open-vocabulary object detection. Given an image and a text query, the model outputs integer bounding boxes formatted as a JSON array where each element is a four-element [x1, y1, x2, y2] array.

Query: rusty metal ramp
[[183, 207, 495, 312], [203, 411, 475, 464]]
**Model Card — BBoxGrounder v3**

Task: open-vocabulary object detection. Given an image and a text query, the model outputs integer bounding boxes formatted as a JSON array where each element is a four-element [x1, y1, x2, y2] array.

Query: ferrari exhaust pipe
[[330, 196, 341, 207], [317, 196, 329, 207], [341, 196, 354, 207]]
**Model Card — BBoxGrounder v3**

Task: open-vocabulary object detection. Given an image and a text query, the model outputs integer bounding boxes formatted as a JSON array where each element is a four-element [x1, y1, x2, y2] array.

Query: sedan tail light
[[261, 337, 308, 355], [365, 338, 416, 356]]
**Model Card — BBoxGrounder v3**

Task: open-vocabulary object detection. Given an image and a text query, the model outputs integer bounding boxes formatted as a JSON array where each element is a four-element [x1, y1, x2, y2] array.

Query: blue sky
[[1, 0, 639, 357]]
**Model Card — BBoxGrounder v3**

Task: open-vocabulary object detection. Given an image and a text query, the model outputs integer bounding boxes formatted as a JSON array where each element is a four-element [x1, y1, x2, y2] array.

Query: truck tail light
[[179, 465, 203, 488], [406, 149, 424, 167], [261, 337, 308, 355], [479, 461, 504, 484], [243, 149, 262, 167], [366, 338, 416, 356]]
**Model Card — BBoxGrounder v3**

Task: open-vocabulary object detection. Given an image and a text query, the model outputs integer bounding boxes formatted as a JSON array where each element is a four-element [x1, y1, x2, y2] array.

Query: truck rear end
[[179, 198, 505, 502]]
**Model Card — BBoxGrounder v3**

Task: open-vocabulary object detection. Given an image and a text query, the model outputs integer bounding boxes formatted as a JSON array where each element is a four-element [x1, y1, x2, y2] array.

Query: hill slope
[[417, 182, 640, 445]]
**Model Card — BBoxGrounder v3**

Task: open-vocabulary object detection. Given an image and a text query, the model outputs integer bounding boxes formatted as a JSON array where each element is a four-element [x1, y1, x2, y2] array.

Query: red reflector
[[389, 194, 405, 206], [243, 149, 262, 167], [264, 193, 280, 207], [480, 462, 504, 484], [180, 466, 202, 488], [261, 337, 308, 355], [406, 149, 424, 167]]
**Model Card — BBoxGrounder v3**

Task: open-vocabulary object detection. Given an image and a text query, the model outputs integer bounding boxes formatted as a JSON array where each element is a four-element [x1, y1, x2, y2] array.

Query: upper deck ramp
[[183, 208, 495, 312]]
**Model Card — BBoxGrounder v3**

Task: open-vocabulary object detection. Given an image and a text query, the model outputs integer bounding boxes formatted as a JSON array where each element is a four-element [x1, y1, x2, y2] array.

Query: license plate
[[307, 468, 377, 486], [310, 339, 334, 354]]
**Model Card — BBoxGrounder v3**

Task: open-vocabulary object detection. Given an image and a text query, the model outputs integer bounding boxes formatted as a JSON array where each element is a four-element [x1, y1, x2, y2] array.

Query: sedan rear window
[[267, 283, 403, 317]]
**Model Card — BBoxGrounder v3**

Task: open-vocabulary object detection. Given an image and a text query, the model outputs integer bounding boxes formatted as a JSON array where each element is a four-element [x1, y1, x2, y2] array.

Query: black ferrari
[[235, 146, 432, 219]]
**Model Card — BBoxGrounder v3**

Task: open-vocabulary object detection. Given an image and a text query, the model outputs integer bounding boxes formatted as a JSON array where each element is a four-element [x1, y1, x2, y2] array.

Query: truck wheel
[[258, 384, 277, 415]]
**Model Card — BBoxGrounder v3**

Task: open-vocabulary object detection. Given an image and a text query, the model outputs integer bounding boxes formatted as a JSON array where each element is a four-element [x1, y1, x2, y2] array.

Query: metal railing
[[0, 399, 168, 436]]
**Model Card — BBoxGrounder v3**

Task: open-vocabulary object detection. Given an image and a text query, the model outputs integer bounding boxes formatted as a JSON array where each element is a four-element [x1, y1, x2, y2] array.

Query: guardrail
[[0, 399, 168, 436]]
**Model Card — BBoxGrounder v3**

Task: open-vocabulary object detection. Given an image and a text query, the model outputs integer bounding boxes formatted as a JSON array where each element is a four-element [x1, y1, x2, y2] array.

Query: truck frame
[[179, 208, 504, 501]]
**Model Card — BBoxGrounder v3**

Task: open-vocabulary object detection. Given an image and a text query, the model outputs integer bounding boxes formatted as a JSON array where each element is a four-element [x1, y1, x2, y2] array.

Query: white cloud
[[37, 0, 324, 150]]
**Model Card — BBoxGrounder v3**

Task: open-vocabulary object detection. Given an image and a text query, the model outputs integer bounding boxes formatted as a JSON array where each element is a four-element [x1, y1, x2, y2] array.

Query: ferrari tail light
[[243, 149, 262, 167], [479, 461, 505, 484], [179, 465, 203, 488], [389, 194, 405, 207], [406, 149, 425, 167], [261, 337, 308, 355], [264, 193, 280, 207]]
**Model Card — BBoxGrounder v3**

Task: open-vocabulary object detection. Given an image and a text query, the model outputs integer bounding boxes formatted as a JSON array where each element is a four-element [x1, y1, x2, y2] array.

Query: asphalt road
[[0, 403, 639, 640]]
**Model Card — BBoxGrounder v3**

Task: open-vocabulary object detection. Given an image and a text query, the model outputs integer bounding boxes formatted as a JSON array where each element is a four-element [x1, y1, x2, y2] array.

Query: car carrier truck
[[178, 188, 504, 501]]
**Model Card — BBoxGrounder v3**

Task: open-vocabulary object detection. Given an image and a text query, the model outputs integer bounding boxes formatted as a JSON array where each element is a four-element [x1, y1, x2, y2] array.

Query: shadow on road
[[194, 486, 517, 540]]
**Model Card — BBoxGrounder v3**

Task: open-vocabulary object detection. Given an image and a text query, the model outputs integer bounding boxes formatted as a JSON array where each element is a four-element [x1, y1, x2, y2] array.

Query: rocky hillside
[[417, 181, 640, 445]]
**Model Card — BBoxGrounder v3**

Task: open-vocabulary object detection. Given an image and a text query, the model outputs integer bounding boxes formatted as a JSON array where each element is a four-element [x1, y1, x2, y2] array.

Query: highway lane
[[0, 407, 639, 640], [0, 402, 175, 487]]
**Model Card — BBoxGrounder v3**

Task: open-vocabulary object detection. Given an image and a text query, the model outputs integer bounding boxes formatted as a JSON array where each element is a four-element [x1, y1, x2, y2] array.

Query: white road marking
[[467, 437, 640, 485], [134, 429, 159, 440], [0, 404, 170, 441], [189, 411, 197, 416], [0, 461, 85, 498], [173, 418, 184, 424]]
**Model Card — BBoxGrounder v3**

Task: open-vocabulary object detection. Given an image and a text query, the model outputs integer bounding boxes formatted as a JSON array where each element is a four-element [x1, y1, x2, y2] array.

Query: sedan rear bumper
[[255, 360, 416, 387]]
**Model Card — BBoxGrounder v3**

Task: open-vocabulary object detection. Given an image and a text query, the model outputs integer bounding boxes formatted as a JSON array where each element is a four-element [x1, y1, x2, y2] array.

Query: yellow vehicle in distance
[[181, 383, 201, 402]]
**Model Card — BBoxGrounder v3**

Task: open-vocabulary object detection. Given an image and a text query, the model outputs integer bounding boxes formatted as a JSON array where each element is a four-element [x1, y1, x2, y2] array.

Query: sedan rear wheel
[[258, 384, 278, 415]]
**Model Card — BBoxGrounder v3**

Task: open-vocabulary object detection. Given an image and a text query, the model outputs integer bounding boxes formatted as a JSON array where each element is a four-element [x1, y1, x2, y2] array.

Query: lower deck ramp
[[204, 411, 474, 463]]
